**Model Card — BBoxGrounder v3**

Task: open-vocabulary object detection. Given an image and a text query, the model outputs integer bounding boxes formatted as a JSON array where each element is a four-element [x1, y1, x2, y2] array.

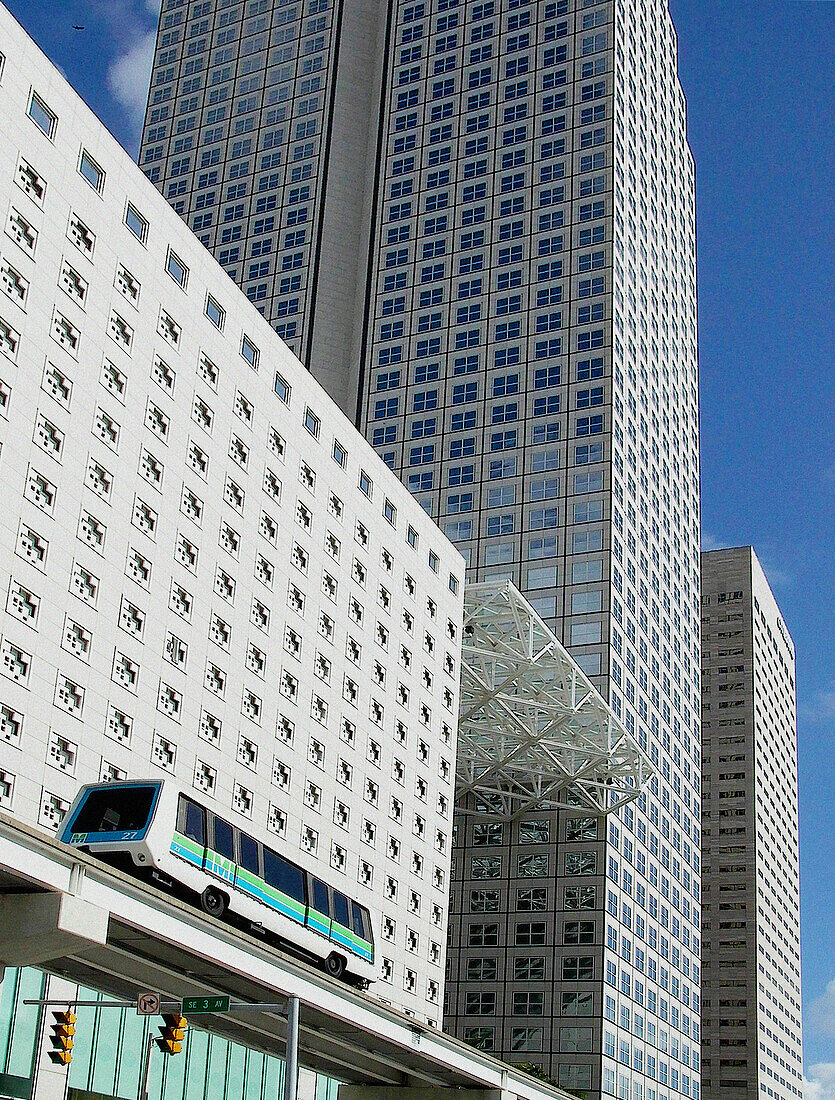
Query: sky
[[3, 0, 834, 1091]]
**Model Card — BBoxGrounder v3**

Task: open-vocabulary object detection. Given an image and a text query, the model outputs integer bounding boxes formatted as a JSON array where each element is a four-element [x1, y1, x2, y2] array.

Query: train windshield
[[71, 784, 159, 834]]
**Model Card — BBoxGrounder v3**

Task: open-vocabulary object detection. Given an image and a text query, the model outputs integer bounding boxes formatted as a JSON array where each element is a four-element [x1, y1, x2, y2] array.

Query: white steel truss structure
[[457, 579, 653, 818]]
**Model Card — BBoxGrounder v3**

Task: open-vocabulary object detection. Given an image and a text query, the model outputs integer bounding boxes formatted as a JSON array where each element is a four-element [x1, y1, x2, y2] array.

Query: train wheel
[[324, 952, 346, 980], [200, 885, 227, 918]]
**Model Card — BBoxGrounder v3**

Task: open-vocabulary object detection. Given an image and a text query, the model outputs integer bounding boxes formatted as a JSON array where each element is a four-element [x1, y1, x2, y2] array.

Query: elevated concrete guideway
[[0, 816, 571, 1100]]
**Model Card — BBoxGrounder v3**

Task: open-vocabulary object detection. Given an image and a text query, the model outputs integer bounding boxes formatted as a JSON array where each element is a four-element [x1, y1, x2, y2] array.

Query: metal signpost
[[284, 995, 299, 1100]]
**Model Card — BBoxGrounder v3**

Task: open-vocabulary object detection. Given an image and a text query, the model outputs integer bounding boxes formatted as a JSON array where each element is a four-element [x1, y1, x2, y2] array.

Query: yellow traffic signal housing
[[156, 1013, 188, 1055], [48, 1010, 76, 1066]]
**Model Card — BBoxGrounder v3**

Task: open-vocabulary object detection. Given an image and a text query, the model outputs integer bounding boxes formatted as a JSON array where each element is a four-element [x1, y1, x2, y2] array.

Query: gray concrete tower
[[700, 548, 803, 1100]]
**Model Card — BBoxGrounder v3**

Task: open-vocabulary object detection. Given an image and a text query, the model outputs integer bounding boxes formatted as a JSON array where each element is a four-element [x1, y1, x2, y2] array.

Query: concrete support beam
[[340, 1089, 512, 1100], [0, 891, 109, 965]]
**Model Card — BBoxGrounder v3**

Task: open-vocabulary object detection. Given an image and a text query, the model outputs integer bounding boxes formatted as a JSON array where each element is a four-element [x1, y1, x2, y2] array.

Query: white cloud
[[700, 531, 726, 552], [106, 28, 157, 147], [805, 1064, 835, 1100], [800, 685, 835, 725], [808, 979, 835, 1036]]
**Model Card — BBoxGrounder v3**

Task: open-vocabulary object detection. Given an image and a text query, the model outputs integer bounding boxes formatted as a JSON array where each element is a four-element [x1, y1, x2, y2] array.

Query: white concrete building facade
[[0, 2, 465, 1028]]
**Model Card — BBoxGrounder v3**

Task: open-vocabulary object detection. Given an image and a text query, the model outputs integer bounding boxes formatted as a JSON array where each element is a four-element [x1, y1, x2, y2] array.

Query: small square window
[[304, 408, 320, 438], [29, 92, 56, 138], [166, 250, 188, 288], [407, 526, 418, 549], [79, 150, 105, 192], [384, 499, 396, 526], [125, 203, 148, 243], [428, 550, 439, 573], [275, 373, 291, 404], [359, 470, 373, 498], [205, 295, 225, 329], [333, 440, 347, 468], [241, 334, 259, 369], [449, 573, 460, 595]]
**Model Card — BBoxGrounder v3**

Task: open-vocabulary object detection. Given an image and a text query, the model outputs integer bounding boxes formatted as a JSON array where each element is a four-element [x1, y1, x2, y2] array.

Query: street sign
[[136, 993, 160, 1016], [181, 996, 230, 1014]]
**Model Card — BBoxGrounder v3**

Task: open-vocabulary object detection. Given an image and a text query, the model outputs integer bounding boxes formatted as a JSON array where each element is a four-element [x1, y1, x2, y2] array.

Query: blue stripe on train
[[171, 838, 201, 866], [307, 914, 331, 936], [170, 838, 370, 958], [235, 876, 304, 925]]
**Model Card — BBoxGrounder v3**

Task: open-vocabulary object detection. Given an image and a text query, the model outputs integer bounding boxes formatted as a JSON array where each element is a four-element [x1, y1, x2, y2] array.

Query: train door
[[306, 876, 332, 937], [351, 901, 374, 962], [262, 847, 307, 926], [236, 831, 261, 900], [206, 813, 237, 886], [331, 890, 352, 952], [174, 794, 206, 869]]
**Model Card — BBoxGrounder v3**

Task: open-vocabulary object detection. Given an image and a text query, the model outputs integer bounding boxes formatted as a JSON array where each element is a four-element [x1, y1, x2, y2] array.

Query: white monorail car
[[58, 780, 376, 986]]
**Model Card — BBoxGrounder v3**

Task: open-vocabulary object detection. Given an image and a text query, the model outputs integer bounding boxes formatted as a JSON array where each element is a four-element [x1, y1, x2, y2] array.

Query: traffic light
[[156, 1013, 188, 1055], [48, 1010, 76, 1066]]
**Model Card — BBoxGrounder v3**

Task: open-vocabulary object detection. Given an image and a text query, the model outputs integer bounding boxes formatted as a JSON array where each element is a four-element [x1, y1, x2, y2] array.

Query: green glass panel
[[0, 970, 343, 1100], [88, 1004, 121, 1096], [225, 1041, 246, 1100], [68, 1001, 98, 1088], [182, 1028, 210, 1100], [160, 1024, 188, 1100], [243, 1049, 265, 1100], [264, 1053, 282, 1100], [115, 1014, 147, 1100], [7, 970, 43, 1080], [0, 967, 22, 1071], [315, 1076, 339, 1100]]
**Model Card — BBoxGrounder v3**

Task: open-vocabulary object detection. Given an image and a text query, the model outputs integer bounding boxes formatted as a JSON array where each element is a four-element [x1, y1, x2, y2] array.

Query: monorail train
[[58, 780, 376, 987]]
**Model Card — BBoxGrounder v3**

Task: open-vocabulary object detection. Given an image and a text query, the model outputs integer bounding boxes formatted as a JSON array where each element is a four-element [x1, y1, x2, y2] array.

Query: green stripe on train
[[172, 835, 304, 921], [307, 913, 330, 935], [234, 865, 306, 921], [170, 832, 370, 960], [171, 831, 203, 860]]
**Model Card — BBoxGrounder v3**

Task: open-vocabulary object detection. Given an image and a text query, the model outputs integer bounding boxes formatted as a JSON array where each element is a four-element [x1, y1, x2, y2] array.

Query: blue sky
[[4, 0, 835, 1091], [668, 4, 835, 1094]]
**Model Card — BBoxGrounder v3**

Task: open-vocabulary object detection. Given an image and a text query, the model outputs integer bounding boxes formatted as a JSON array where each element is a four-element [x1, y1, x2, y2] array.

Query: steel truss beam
[[456, 580, 653, 817]]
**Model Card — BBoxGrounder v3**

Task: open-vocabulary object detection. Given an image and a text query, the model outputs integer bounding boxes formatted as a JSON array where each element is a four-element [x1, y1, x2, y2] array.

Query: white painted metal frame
[[456, 580, 653, 817]]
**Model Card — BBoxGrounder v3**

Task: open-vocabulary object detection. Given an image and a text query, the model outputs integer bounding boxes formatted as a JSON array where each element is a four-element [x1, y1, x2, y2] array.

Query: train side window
[[358, 905, 373, 943], [351, 901, 366, 939], [264, 849, 306, 904], [312, 878, 330, 916], [180, 797, 205, 846], [239, 832, 260, 875], [333, 891, 350, 928], [212, 816, 235, 861]]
